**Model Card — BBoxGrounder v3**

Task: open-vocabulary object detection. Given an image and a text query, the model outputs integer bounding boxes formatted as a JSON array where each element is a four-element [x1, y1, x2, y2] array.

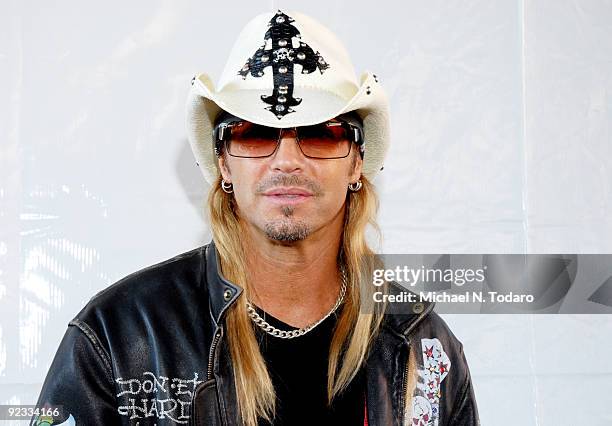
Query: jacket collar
[[204, 239, 435, 334], [380, 281, 436, 337], [205, 240, 243, 326]]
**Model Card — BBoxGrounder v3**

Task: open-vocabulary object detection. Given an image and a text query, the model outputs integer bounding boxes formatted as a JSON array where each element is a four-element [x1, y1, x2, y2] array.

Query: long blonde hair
[[207, 173, 387, 426]]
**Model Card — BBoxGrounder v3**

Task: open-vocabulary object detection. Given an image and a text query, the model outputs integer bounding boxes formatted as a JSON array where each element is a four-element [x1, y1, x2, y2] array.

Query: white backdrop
[[2, 0, 612, 424]]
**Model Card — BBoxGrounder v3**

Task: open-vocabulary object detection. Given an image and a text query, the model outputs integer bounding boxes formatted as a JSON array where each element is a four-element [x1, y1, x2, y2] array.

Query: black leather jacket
[[32, 240, 479, 426]]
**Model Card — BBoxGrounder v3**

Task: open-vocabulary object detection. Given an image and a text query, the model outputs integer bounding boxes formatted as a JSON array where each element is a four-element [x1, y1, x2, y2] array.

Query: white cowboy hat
[[185, 9, 390, 186]]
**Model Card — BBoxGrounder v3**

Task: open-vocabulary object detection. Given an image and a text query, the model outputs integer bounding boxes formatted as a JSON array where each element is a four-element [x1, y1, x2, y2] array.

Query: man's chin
[[263, 219, 312, 243]]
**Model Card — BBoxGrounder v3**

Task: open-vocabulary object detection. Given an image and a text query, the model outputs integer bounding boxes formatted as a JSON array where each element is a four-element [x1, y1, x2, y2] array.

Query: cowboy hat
[[185, 9, 390, 185]]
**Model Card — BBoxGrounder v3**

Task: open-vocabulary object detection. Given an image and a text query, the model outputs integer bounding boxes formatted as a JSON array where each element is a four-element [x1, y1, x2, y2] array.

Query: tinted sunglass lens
[[228, 123, 279, 157], [298, 123, 351, 158]]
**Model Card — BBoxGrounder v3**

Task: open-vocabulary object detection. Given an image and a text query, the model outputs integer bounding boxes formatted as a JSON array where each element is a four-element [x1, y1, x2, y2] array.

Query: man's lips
[[262, 187, 313, 196], [262, 187, 313, 204]]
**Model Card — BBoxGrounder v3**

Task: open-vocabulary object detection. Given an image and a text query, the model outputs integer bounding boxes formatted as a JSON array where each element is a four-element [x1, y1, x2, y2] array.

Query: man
[[31, 10, 479, 426]]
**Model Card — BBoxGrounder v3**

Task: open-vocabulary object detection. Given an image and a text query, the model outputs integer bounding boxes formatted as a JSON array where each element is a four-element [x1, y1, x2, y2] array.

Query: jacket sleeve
[[30, 319, 121, 425], [448, 343, 480, 426]]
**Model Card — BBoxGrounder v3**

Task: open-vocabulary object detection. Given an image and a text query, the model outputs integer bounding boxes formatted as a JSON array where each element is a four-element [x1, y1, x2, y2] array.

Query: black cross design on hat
[[237, 10, 330, 119]]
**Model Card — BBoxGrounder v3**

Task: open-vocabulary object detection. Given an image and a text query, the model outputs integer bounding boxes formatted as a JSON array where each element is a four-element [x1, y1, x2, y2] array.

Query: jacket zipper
[[400, 339, 411, 426], [207, 328, 222, 380]]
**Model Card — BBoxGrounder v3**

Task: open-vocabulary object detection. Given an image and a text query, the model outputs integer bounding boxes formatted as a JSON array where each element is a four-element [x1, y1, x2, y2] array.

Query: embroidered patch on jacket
[[32, 413, 75, 425], [408, 338, 451, 426], [115, 371, 204, 424], [237, 10, 329, 119]]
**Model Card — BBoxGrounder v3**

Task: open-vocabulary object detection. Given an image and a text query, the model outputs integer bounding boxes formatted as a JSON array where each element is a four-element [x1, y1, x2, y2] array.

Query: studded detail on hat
[[236, 10, 330, 119]]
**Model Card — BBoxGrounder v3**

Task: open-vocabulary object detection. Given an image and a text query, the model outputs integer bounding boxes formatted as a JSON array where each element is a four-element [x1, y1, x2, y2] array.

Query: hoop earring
[[221, 179, 234, 193], [348, 179, 362, 192]]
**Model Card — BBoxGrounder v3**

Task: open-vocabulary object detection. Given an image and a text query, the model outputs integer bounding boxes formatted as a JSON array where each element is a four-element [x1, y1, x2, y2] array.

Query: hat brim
[[185, 71, 389, 185]]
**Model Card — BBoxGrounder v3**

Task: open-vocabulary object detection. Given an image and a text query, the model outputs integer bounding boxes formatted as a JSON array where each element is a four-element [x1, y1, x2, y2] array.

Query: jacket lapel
[[365, 284, 436, 426]]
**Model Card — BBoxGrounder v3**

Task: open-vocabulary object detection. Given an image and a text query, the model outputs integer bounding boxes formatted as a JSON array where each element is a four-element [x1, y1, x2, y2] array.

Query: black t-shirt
[[254, 304, 366, 426]]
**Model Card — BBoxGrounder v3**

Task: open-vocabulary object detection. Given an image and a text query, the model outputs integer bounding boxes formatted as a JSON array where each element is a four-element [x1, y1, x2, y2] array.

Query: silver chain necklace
[[246, 267, 348, 339]]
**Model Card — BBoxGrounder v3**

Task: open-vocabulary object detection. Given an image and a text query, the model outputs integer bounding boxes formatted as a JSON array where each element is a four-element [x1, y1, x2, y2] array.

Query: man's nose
[[269, 128, 305, 172]]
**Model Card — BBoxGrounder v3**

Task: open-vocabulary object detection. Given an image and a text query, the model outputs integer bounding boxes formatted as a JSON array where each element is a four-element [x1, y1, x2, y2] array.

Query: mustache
[[254, 174, 323, 196]]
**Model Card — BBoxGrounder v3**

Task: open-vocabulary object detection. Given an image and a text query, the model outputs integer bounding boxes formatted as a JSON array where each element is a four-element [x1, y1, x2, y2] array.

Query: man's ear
[[218, 155, 232, 182], [349, 151, 363, 182]]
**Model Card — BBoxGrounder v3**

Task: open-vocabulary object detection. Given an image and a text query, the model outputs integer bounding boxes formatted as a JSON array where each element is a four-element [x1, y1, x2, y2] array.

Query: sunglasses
[[213, 113, 364, 159]]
